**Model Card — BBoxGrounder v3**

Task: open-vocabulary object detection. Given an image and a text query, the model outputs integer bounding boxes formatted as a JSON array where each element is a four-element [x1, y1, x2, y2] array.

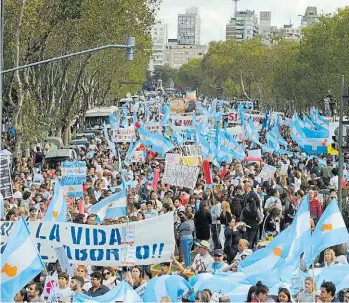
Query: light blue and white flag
[[143, 275, 191, 303], [303, 199, 349, 267], [138, 127, 175, 156], [43, 180, 67, 222], [74, 280, 143, 303], [277, 195, 311, 280], [91, 190, 127, 221], [244, 117, 262, 146], [0, 216, 45, 302], [314, 265, 349, 293]]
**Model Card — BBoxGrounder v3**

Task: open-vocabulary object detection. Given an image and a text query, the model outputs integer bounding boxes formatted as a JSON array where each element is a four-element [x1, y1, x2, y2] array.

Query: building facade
[[164, 42, 207, 69], [226, 10, 259, 43], [259, 11, 271, 35], [148, 21, 168, 73], [301, 6, 318, 28], [177, 7, 201, 45]]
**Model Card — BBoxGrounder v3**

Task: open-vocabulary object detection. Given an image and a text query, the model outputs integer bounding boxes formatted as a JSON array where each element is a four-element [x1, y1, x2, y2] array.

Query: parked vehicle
[[44, 149, 78, 169]]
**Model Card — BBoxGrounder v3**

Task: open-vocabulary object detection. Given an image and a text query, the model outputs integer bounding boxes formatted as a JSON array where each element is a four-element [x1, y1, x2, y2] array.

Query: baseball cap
[[213, 249, 224, 256]]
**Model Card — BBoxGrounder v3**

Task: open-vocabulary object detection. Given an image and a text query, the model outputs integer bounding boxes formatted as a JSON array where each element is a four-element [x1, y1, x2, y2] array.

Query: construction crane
[[233, 0, 239, 17]]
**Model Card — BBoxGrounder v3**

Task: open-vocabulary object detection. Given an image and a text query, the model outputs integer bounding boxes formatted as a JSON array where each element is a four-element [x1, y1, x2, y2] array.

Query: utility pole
[[338, 75, 349, 210]]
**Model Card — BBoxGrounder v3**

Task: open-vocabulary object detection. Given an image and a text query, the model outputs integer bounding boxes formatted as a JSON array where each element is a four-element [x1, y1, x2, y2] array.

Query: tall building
[[177, 7, 201, 45], [226, 10, 259, 43], [164, 40, 207, 69], [259, 11, 271, 35], [301, 6, 318, 28], [148, 21, 168, 73]]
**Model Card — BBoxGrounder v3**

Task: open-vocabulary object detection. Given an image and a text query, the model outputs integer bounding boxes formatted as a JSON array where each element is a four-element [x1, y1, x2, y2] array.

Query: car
[[69, 139, 90, 148], [44, 149, 78, 169], [72, 133, 96, 142]]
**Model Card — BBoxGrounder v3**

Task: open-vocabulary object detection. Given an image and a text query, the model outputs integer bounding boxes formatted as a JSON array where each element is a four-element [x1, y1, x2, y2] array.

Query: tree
[[152, 64, 176, 88], [3, 0, 159, 153]]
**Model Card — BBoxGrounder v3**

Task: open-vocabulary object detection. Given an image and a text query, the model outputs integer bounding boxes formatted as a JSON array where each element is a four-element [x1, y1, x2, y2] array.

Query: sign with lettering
[[60, 175, 85, 198], [162, 163, 200, 189], [113, 126, 136, 142], [258, 164, 277, 181], [0, 212, 175, 266], [61, 161, 87, 176], [0, 157, 12, 199], [130, 151, 145, 163]]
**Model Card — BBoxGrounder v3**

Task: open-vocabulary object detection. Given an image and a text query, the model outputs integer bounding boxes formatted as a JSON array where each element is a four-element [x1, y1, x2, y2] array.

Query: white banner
[[113, 126, 136, 142], [144, 123, 161, 133], [0, 213, 175, 266], [162, 162, 200, 189], [165, 153, 182, 165], [169, 114, 208, 129], [130, 151, 145, 163]]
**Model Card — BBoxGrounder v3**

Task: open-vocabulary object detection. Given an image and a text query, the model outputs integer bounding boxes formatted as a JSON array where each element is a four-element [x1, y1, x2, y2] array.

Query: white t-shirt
[[330, 175, 339, 189], [47, 286, 72, 302], [206, 261, 230, 274], [191, 253, 214, 274]]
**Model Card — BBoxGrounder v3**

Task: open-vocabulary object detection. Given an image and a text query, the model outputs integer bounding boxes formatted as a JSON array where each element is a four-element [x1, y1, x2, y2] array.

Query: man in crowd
[[191, 240, 214, 274], [87, 272, 110, 297], [26, 283, 43, 302], [70, 276, 88, 297], [320, 281, 340, 302]]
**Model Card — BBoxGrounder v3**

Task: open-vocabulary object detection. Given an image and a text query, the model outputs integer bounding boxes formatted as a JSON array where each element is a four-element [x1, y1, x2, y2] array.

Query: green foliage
[[174, 7, 349, 111], [3, 0, 159, 152], [152, 64, 176, 88]]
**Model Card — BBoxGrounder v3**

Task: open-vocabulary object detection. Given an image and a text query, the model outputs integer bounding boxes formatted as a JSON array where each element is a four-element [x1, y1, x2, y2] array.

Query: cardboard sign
[[162, 163, 200, 189], [165, 153, 182, 165], [248, 149, 262, 159], [130, 151, 145, 163], [258, 164, 277, 180], [113, 126, 136, 142], [170, 98, 196, 113], [55, 246, 74, 277], [280, 164, 289, 176]]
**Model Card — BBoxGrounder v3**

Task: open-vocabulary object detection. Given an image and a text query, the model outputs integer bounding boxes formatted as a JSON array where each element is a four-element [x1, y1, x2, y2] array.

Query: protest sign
[[0, 212, 175, 266], [33, 173, 43, 186], [60, 175, 85, 198], [113, 126, 136, 142], [169, 114, 208, 129], [258, 164, 277, 180], [61, 161, 87, 176], [135, 282, 147, 297], [248, 149, 262, 159], [55, 247, 74, 276], [170, 98, 196, 113], [144, 123, 161, 133], [162, 163, 200, 189], [130, 151, 145, 163], [165, 153, 182, 165], [280, 164, 289, 176], [0, 157, 13, 199]]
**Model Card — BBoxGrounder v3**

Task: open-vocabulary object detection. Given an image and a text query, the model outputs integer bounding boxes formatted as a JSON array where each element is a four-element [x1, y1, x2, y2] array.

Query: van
[[44, 149, 78, 169]]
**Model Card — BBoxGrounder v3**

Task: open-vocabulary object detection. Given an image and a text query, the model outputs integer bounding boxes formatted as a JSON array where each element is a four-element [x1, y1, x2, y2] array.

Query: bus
[[84, 106, 119, 129]]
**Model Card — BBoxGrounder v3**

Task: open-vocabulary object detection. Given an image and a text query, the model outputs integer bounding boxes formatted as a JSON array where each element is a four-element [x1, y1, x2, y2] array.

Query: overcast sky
[[157, 0, 349, 44]]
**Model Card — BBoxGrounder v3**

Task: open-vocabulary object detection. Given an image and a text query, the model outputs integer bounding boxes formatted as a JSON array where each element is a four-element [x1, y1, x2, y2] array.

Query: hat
[[310, 173, 319, 179], [198, 240, 210, 250], [241, 249, 253, 257], [213, 249, 224, 256]]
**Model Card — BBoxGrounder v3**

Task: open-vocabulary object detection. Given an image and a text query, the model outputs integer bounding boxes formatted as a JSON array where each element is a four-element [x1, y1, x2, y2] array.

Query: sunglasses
[[345, 296, 349, 299], [103, 272, 111, 275], [214, 254, 223, 257]]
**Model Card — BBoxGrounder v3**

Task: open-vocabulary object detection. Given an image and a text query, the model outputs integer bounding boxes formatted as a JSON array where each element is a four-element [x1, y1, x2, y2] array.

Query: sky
[[157, 0, 349, 44]]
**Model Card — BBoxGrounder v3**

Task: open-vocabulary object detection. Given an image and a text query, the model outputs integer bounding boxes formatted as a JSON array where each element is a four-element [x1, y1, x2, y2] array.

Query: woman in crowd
[[194, 202, 212, 241], [75, 265, 91, 291], [130, 266, 146, 290], [224, 216, 243, 264], [178, 212, 195, 268], [277, 288, 292, 302], [251, 282, 269, 302], [298, 277, 316, 302], [101, 267, 119, 289], [321, 248, 338, 267], [245, 285, 257, 302]]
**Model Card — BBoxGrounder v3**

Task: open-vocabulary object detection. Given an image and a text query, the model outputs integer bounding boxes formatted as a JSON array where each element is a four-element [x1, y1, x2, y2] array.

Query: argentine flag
[[138, 127, 175, 156], [43, 180, 67, 222], [244, 117, 262, 146], [277, 195, 311, 280], [73, 280, 143, 303], [314, 265, 349, 293], [0, 216, 45, 302], [143, 275, 191, 302], [303, 199, 349, 267], [91, 190, 127, 222]]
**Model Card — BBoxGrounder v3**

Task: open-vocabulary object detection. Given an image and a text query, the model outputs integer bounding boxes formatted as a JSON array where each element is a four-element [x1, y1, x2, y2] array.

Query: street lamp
[[0, 0, 135, 150]]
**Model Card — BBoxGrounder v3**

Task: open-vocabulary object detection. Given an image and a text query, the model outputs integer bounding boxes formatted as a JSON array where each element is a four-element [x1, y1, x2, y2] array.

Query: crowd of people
[[1, 106, 349, 302]]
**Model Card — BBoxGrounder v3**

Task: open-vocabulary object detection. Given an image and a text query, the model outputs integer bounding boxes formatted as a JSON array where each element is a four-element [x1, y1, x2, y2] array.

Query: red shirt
[[310, 198, 322, 220]]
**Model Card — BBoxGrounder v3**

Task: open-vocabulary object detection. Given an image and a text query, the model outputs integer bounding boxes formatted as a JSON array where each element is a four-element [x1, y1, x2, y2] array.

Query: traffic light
[[126, 37, 136, 61]]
